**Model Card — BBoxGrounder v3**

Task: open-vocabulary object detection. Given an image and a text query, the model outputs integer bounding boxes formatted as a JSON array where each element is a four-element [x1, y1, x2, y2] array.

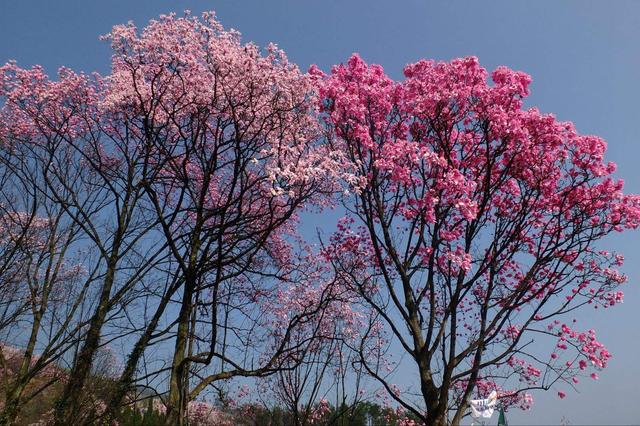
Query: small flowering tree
[[184, 401, 234, 426], [317, 54, 640, 425], [0, 213, 82, 425], [257, 276, 366, 426]]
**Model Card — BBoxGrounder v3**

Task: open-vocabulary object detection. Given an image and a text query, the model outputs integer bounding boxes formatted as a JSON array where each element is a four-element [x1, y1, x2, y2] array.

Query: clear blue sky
[[1, 1, 639, 424]]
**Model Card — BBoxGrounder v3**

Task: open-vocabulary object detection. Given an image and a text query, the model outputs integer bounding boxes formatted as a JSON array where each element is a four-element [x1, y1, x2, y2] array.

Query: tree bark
[[164, 278, 194, 426], [53, 257, 118, 426], [103, 283, 177, 421]]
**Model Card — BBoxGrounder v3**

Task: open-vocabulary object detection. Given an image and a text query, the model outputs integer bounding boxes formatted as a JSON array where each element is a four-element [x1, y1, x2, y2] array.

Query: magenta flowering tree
[[317, 54, 640, 425]]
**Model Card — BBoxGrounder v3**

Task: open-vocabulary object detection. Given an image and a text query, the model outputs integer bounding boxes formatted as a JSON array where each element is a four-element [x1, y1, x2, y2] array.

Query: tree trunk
[[418, 362, 450, 426], [53, 259, 118, 426], [165, 279, 194, 426], [427, 413, 448, 426], [0, 307, 45, 426], [0, 386, 24, 426], [103, 284, 177, 421]]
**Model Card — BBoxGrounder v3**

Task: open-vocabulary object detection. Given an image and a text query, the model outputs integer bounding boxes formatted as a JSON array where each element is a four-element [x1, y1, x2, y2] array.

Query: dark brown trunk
[[165, 277, 194, 426], [103, 284, 177, 421], [53, 259, 118, 426]]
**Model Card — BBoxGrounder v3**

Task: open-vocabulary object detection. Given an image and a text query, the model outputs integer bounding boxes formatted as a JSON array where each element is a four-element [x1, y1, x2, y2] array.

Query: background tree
[[257, 279, 366, 426], [0, 55, 168, 425], [0, 200, 82, 426], [0, 70, 106, 425]]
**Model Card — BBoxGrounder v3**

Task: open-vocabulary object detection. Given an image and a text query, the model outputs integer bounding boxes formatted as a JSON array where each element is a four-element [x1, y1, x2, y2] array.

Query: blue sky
[[2, 1, 639, 424]]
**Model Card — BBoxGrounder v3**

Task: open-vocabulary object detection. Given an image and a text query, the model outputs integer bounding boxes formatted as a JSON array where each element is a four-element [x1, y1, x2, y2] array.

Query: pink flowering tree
[[317, 54, 640, 425], [83, 12, 348, 425], [2, 10, 351, 426]]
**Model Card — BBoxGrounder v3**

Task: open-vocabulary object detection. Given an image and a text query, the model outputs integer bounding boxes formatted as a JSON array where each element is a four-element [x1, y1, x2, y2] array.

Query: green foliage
[[119, 399, 166, 426], [233, 401, 419, 426]]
